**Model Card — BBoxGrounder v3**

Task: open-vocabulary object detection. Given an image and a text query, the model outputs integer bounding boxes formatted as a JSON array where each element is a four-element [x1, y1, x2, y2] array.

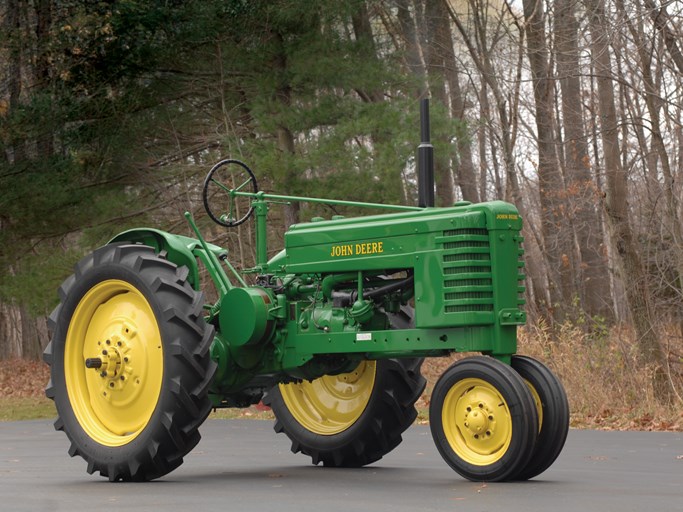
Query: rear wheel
[[265, 358, 425, 467], [43, 244, 216, 481], [511, 355, 569, 480], [429, 356, 538, 482]]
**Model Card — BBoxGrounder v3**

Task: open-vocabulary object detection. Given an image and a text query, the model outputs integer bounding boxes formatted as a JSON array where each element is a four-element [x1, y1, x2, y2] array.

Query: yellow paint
[[330, 241, 384, 257], [279, 361, 376, 435], [65, 279, 163, 447], [496, 214, 519, 220], [441, 377, 512, 466], [524, 378, 543, 434]]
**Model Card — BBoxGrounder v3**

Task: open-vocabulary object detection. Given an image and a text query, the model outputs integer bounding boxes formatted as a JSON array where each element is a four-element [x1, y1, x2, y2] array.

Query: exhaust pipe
[[417, 98, 435, 207]]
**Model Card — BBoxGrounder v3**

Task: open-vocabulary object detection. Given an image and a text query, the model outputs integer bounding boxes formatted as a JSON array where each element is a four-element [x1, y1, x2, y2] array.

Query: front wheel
[[511, 355, 569, 480], [429, 356, 538, 482], [265, 358, 425, 467], [43, 244, 216, 481]]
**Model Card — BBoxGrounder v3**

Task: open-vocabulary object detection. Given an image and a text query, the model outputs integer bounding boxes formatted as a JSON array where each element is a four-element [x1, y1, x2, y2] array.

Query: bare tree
[[555, 0, 612, 319], [584, 0, 673, 401]]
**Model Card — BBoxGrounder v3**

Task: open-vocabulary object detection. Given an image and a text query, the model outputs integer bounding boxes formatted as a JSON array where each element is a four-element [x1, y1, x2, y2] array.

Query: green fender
[[109, 228, 227, 290]]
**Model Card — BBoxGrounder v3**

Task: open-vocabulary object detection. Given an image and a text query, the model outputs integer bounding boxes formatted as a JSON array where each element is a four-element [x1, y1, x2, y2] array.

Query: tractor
[[44, 100, 569, 482]]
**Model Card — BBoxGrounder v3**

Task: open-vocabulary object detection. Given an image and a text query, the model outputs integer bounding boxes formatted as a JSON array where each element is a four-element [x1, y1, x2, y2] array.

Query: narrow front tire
[[429, 356, 538, 482], [510, 355, 569, 480]]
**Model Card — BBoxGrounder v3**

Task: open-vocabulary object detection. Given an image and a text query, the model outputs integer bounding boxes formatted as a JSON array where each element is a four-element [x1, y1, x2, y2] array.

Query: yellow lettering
[[331, 244, 356, 257], [496, 213, 518, 221], [332, 241, 384, 257]]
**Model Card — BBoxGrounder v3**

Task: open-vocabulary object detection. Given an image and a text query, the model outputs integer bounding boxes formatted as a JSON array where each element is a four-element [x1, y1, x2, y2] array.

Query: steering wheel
[[202, 159, 258, 227]]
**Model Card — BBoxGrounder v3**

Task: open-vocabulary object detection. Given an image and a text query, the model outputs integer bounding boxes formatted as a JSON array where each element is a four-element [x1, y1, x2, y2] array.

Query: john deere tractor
[[44, 100, 568, 482]]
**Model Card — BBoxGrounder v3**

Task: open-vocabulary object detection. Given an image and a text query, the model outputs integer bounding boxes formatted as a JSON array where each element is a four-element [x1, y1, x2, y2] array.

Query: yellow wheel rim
[[279, 361, 376, 435], [64, 279, 163, 447], [524, 378, 543, 433], [441, 378, 512, 466]]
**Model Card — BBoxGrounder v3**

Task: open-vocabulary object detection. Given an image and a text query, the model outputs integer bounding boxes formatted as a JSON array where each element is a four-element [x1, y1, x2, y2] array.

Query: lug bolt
[[85, 358, 102, 369], [100, 371, 108, 378]]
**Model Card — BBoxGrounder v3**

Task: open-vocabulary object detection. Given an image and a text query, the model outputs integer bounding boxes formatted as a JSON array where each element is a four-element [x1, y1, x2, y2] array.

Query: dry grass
[[0, 359, 56, 421], [0, 359, 50, 398], [2, 324, 682, 429], [515, 322, 683, 431], [414, 322, 683, 431]]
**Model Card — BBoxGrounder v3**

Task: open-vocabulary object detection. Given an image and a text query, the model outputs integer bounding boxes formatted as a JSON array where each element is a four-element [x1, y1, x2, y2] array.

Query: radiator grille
[[438, 229, 494, 315]]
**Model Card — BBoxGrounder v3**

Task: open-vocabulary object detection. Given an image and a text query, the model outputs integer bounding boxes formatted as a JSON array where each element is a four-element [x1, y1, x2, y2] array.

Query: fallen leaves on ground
[[0, 359, 50, 398]]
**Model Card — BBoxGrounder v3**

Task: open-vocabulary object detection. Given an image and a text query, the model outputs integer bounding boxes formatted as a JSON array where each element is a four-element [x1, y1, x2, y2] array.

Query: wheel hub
[[463, 403, 494, 439], [86, 331, 137, 395], [441, 377, 512, 465], [65, 279, 163, 446]]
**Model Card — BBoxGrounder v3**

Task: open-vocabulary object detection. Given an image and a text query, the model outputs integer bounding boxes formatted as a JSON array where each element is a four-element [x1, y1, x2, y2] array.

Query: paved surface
[[1, 419, 681, 512]]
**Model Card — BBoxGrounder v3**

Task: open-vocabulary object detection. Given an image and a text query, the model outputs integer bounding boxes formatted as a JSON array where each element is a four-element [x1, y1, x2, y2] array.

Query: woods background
[[0, 0, 681, 402]]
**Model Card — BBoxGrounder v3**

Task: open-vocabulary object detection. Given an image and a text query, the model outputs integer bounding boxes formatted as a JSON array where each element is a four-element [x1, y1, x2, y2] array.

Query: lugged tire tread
[[44, 243, 216, 482], [265, 357, 426, 468]]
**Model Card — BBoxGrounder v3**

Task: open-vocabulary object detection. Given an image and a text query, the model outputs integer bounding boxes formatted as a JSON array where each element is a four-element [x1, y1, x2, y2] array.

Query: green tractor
[[44, 100, 568, 482]]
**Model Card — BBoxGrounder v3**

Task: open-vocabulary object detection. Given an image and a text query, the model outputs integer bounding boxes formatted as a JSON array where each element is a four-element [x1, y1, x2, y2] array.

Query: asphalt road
[[1, 419, 681, 512]]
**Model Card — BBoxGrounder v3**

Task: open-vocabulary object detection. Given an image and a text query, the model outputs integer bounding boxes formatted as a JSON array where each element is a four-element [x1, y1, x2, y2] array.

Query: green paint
[[108, 191, 526, 404]]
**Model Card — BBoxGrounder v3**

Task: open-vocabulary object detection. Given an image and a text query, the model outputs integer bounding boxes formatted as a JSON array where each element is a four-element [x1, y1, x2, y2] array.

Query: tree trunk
[[395, 0, 428, 98], [585, 0, 673, 401], [556, 0, 612, 320], [21, 308, 47, 360], [351, 1, 384, 104], [34, 0, 53, 159], [617, 0, 683, 344], [434, 0, 479, 203], [0, 300, 46, 360], [0, 301, 22, 359], [523, 0, 573, 321], [446, 1, 522, 207], [421, 0, 454, 207], [642, 0, 683, 76], [7, 0, 26, 164], [271, 31, 299, 229]]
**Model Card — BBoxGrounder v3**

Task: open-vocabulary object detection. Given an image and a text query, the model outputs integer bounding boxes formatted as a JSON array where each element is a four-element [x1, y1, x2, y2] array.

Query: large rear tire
[[43, 244, 216, 481], [265, 357, 425, 467]]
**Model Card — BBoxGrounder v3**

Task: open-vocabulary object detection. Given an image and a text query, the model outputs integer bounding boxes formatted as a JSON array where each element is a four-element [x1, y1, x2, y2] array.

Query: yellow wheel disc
[[524, 378, 543, 433], [279, 361, 376, 435], [64, 279, 164, 447], [441, 377, 513, 466]]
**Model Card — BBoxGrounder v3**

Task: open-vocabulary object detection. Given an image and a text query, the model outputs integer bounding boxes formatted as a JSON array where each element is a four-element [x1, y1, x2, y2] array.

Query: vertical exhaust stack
[[417, 98, 435, 207]]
